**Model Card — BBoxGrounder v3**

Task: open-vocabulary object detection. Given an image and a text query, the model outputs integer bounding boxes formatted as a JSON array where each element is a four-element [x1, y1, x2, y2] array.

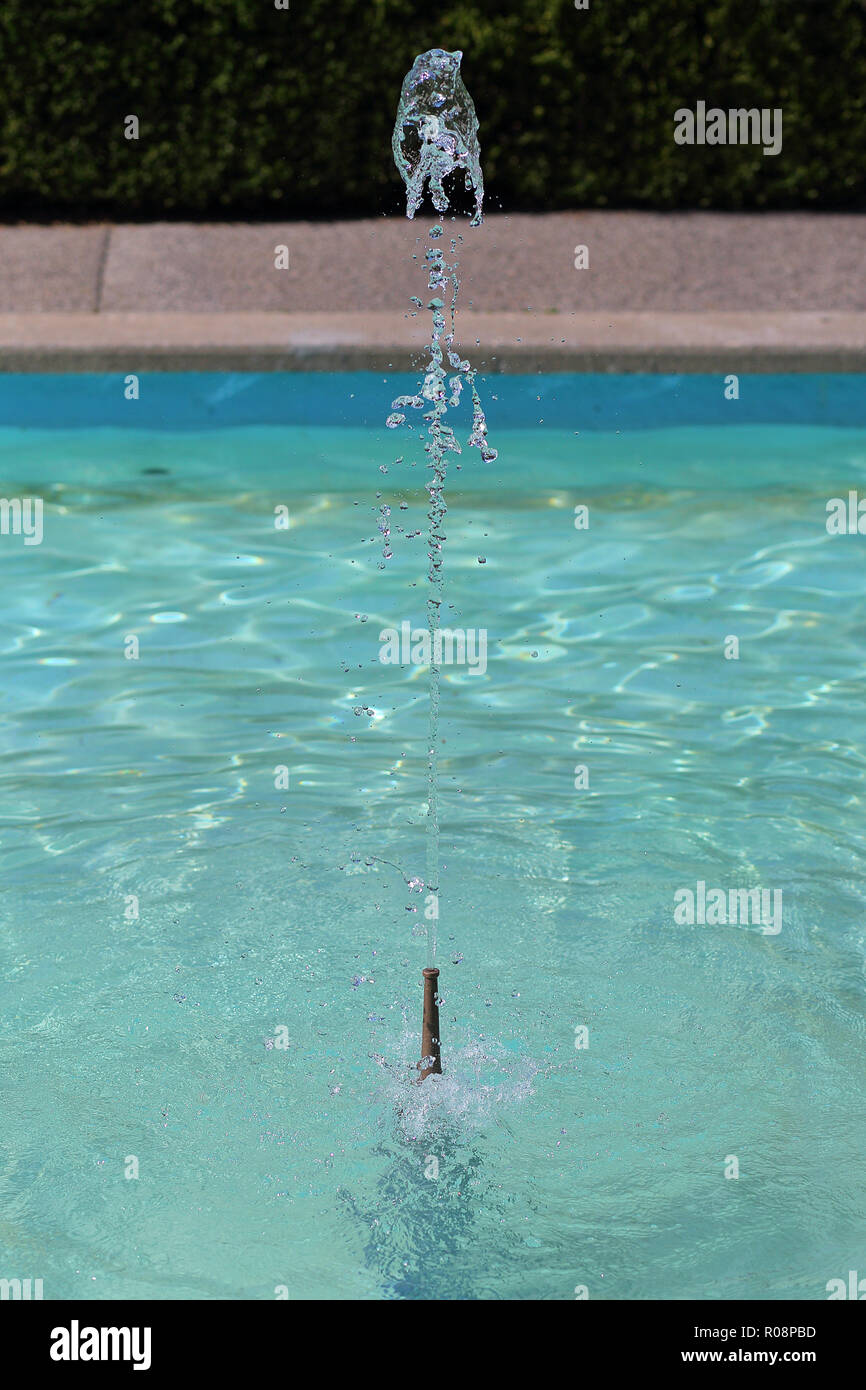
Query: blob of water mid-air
[[392, 48, 484, 227]]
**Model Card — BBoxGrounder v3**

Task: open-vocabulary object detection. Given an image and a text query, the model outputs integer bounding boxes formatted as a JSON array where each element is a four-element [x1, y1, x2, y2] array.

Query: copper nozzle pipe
[[419, 967, 442, 1080]]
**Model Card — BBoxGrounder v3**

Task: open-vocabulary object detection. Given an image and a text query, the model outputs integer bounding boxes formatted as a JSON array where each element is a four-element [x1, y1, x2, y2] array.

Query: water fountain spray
[[391, 49, 496, 1081]]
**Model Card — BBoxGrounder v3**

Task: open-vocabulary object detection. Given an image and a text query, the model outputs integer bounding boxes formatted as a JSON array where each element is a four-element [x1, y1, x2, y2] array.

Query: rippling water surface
[[1, 375, 865, 1300]]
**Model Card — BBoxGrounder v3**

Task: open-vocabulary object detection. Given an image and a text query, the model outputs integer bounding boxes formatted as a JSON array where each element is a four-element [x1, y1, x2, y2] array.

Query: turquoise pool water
[[1, 374, 865, 1301]]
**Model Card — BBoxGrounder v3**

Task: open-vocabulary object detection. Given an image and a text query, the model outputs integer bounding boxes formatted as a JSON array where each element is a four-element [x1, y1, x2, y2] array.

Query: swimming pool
[[1, 373, 865, 1300]]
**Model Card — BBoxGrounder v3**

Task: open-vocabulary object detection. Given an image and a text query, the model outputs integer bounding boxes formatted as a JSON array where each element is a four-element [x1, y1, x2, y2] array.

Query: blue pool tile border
[[0, 372, 863, 431]]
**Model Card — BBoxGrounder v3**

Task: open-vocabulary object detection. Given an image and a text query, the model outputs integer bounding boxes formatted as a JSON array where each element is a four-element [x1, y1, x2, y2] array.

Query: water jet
[[391, 48, 495, 1082]]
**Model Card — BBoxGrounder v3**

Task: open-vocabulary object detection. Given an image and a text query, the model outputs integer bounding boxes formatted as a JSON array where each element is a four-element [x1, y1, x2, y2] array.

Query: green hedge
[[1, 0, 863, 218]]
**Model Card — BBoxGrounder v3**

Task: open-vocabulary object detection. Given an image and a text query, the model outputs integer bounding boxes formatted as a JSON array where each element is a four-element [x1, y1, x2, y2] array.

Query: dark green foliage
[[0, 0, 862, 219]]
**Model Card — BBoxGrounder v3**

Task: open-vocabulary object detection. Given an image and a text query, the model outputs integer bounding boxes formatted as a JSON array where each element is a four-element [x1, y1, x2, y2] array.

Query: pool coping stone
[[1, 310, 865, 373]]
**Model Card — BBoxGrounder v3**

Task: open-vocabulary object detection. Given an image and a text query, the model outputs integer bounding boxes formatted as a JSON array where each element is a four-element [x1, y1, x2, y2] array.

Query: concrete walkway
[[1, 214, 864, 370]]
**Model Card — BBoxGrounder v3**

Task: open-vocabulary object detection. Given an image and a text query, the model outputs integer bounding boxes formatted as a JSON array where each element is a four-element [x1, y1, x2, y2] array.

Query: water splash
[[392, 48, 484, 228], [372, 1024, 540, 1139], [339, 1021, 542, 1298], [390, 51, 497, 972]]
